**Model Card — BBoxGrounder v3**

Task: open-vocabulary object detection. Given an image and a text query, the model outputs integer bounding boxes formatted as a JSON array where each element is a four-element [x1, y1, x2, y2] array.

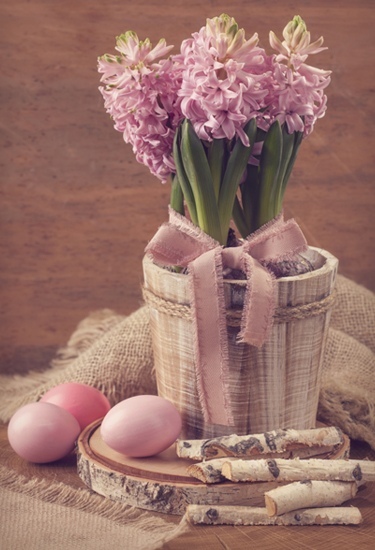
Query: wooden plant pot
[[142, 247, 338, 439]]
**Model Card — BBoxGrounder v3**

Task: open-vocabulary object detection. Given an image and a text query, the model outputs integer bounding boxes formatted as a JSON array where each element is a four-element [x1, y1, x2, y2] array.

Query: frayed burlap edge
[[0, 465, 190, 549]]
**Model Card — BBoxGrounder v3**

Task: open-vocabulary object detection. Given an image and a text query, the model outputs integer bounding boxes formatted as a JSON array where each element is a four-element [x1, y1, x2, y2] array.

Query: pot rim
[[143, 246, 338, 287]]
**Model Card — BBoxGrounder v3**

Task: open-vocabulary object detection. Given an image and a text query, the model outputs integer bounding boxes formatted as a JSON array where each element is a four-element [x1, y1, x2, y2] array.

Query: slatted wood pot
[[143, 247, 338, 439]]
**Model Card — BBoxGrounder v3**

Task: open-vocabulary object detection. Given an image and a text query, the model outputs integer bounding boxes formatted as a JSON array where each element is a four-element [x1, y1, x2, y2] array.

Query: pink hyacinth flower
[[98, 32, 183, 182], [268, 15, 331, 136], [178, 14, 272, 146]]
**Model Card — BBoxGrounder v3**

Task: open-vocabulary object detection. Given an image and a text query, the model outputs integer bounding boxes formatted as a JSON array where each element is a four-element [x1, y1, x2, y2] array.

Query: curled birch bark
[[177, 426, 345, 460], [264, 480, 357, 516], [221, 457, 375, 483], [186, 458, 230, 484], [184, 505, 363, 526]]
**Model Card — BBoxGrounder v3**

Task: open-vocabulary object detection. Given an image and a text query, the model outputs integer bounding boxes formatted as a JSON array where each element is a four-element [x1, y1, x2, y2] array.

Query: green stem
[[275, 126, 295, 213], [207, 139, 225, 201], [173, 125, 198, 225], [241, 163, 259, 235], [218, 118, 257, 243], [180, 120, 223, 243], [232, 196, 250, 238], [280, 130, 303, 205], [257, 120, 282, 227]]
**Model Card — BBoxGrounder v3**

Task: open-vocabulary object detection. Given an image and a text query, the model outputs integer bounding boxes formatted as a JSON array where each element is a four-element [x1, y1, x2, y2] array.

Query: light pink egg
[[7, 402, 81, 463], [100, 395, 182, 457], [41, 382, 111, 430]]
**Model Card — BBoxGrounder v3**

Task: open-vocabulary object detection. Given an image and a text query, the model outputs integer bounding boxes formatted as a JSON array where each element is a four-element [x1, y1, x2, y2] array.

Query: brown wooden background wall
[[1, 0, 374, 374]]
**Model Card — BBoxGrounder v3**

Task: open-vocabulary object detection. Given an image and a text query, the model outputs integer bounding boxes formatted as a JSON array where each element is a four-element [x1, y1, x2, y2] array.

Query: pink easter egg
[[7, 402, 81, 463], [100, 395, 182, 457], [41, 382, 111, 430]]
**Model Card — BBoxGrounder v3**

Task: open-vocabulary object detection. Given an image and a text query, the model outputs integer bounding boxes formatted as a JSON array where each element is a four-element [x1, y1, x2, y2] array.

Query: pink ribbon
[[145, 208, 307, 426]]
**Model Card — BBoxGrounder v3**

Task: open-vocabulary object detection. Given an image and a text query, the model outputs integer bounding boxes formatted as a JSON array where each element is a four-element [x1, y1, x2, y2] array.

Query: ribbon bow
[[145, 208, 307, 426]]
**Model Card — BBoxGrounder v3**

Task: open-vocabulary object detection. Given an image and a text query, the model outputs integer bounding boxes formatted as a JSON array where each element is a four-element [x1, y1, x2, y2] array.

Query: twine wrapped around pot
[[143, 247, 338, 439]]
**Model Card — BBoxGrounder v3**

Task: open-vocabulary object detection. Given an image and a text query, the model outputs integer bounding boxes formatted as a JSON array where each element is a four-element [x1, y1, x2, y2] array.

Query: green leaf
[[173, 125, 198, 225], [180, 120, 223, 243], [218, 118, 257, 242], [257, 120, 283, 227], [169, 174, 185, 216]]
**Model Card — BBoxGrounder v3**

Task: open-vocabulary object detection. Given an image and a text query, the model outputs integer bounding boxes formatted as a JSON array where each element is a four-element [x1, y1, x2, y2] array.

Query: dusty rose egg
[[7, 402, 81, 463], [40, 382, 111, 430], [100, 395, 182, 457]]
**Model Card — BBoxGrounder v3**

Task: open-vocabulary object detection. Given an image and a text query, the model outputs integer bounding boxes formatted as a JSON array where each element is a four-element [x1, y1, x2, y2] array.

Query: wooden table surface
[[1, 423, 374, 549], [1, 1, 374, 548]]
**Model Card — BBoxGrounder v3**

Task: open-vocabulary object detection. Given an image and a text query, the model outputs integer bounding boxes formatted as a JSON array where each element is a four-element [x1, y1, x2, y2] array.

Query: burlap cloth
[[0, 465, 188, 550], [0, 274, 374, 449]]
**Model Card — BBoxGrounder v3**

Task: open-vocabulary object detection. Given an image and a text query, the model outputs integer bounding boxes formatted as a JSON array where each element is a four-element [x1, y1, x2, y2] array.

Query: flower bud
[[283, 15, 308, 51], [270, 15, 326, 59], [206, 13, 239, 40]]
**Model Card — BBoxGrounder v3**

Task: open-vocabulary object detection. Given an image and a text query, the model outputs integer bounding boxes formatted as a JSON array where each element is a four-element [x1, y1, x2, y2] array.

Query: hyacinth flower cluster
[[98, 33, 183, 184], [98, 15, 331, 245]]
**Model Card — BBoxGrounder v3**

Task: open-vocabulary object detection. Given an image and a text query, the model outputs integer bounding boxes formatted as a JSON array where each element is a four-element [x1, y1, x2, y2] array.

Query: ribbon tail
[[189, 249, 234, 426], [238, 254, 276, 347]]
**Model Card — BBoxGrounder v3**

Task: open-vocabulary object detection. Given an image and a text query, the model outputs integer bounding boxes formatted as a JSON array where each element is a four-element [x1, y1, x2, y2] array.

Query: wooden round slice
[[77, 420, 350, 515]]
